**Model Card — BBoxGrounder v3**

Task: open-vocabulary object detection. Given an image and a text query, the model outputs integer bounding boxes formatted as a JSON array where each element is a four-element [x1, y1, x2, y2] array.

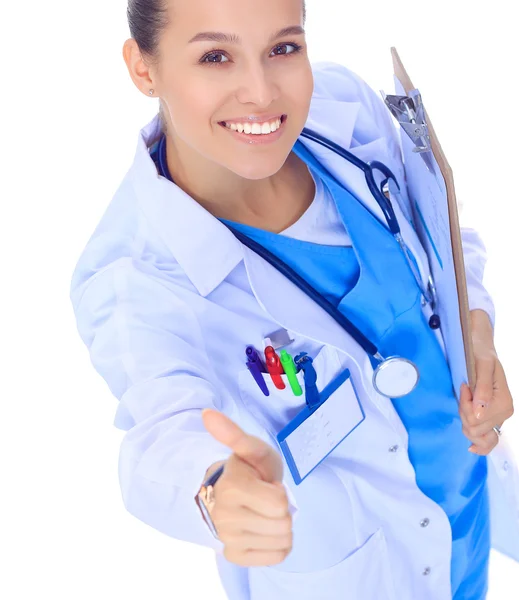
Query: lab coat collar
[[127, 63, 365, 297], [127, 114, 244, 297]]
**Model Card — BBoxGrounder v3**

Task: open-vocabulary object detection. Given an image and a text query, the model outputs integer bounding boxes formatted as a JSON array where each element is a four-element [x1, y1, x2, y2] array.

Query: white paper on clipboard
[[387, 47, 476, 398]]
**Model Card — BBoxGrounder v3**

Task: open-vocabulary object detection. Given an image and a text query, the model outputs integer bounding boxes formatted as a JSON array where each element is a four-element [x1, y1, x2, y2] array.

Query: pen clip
[[294, 352, 320, 408], [280, 350, 303, 396], [246, 346, 269, 396], [265, 346, 286, 390], [246, 346, 267, 372]]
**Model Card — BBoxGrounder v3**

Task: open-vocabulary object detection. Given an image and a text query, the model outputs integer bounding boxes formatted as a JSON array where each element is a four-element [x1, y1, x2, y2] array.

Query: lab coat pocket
[[248, 527, 397, 600], [238, 344, 336, 438]]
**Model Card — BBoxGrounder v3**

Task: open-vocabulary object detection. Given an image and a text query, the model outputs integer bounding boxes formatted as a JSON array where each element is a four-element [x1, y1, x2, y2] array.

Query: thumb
[[202, 408, 283, 483]]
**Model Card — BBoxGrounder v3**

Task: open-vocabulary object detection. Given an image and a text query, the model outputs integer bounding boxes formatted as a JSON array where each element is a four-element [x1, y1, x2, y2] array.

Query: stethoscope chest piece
[[372, 357, 420, 398]]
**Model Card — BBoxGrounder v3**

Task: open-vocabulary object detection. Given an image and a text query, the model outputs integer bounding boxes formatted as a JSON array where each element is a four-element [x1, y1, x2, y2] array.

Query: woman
[[69, 0, 517, 598]]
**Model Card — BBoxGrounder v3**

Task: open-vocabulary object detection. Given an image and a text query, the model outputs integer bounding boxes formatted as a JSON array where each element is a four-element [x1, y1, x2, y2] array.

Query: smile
[[218, 115, 287, 145], [220, 115, 286, 135]]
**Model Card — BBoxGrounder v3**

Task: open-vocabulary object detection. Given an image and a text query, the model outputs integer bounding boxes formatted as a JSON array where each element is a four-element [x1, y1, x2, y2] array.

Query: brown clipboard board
[[391, 47, 476, 390]]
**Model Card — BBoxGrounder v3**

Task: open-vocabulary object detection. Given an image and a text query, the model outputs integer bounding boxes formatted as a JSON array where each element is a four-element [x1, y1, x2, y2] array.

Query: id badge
[[277, 367, 365, 485]]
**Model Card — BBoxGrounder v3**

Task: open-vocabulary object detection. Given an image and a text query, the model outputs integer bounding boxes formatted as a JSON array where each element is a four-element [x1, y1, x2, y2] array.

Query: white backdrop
[[2, 0, 518, 598]]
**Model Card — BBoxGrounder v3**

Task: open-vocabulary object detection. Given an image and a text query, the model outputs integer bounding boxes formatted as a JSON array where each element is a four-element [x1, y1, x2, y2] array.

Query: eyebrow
[[188, 25, 305, 45]]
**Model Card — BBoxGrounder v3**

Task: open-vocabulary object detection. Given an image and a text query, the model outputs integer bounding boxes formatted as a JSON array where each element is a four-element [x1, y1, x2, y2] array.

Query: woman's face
[[153, 0, 313, 180]]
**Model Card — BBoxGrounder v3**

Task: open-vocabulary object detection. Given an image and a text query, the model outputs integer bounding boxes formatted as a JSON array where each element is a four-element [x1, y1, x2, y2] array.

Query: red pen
[[264, 346, 286, 390]]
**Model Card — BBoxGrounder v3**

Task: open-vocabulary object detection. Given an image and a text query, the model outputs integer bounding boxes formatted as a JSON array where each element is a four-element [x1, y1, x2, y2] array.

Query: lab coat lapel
[[242, 246, 358, 353]]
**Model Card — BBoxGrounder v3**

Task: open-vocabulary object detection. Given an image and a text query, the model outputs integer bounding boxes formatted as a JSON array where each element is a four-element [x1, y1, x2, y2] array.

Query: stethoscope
[[155, 128, 441, 399]]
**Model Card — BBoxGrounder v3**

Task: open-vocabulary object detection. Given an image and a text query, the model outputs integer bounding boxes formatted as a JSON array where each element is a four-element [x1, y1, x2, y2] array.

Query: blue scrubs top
[[150, 135, 491, 600]]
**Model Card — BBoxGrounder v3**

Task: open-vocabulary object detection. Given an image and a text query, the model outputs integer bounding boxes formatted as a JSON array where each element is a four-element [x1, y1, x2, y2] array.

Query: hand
[[201, 409, 293, 567], [458, 310, 514, 455]]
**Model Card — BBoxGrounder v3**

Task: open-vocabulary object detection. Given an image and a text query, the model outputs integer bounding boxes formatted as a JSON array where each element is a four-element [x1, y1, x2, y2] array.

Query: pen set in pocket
[[245, 344, 320, 406]]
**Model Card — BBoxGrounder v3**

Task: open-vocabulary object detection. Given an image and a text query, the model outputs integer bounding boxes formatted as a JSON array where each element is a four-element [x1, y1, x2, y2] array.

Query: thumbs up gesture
[[201, 408, 293, 567]]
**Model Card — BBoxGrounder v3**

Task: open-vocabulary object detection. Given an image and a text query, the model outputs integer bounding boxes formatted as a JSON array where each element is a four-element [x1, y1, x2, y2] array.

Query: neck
[[164, 136, 315, 233]]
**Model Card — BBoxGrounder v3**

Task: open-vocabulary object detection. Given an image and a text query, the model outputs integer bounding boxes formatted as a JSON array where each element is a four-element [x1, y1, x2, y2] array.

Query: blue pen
[[246, 346, 270, 396], [294, 352, 320, 408]]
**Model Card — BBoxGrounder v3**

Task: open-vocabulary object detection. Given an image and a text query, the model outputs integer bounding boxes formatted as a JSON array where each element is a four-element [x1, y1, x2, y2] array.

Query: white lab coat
[[70, 61, 519, 600]]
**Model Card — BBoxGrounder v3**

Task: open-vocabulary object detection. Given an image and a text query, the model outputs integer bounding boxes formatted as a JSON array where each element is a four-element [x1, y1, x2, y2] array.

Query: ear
[[122, 38, 156, 98]]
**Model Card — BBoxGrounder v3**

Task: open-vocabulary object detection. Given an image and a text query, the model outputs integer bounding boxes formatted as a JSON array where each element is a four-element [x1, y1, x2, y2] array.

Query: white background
[[2, 0, 518, 598]]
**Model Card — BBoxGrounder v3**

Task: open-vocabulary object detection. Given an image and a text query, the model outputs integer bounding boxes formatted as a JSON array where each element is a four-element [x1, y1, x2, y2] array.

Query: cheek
[[284, 71, 314, 120], [169, 80, 218, 131]]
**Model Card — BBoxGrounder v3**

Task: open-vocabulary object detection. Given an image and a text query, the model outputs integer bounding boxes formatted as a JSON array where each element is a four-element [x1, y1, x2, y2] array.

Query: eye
[[199, 42, 303, 66], [271, 42, 302, 57], [200, 51, 230, 65]]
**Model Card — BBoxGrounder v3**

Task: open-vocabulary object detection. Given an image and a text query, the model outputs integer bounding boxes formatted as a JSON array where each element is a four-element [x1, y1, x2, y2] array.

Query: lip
[[219, 113, 286, 126], [219, 115, 287, 145]]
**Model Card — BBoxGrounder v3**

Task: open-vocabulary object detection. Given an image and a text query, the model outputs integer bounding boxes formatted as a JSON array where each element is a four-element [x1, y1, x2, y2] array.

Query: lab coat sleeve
[[328, 61, 496, 329], [70, 258, 235, 552], [459, 227, 495, 329]]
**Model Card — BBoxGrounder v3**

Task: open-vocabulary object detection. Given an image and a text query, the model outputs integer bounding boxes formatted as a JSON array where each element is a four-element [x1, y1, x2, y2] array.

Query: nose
[[236, 63, 280, 108]]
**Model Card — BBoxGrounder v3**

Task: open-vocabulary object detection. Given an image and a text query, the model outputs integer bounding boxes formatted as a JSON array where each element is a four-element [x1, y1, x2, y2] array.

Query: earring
[[149, 89, 154, 95]]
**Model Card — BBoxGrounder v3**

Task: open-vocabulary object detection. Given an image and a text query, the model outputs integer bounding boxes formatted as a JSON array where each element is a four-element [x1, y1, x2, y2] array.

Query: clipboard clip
[[379, 90, 432, 154]]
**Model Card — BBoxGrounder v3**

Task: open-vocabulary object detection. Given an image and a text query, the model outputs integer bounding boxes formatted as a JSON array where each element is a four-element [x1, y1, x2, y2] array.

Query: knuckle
[[481, 439, 495, 453], [223, 546, 244, 566], [276, 493, 290, 513], [270, 488, 289, 513], [276, 515, 293, 535], [219, 485, 242, 506], [462, 424, 475, 440], [467, 425, 479, 438], [266, 550, 288, 566], [461, 411, 476, 427], [213, 515, 234, 540], [281, 532, 293, 549]]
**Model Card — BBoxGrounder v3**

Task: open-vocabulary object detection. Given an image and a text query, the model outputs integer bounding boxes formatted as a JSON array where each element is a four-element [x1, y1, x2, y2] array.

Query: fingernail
[[468, 447, 476, 453]]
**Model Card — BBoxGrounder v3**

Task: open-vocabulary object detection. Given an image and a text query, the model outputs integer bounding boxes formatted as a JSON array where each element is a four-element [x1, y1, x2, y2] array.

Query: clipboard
[[382, 47, 476, 392]]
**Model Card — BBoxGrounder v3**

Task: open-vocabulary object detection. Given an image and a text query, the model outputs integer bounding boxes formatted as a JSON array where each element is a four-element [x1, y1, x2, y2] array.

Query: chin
[[230, 158, 288, 181]]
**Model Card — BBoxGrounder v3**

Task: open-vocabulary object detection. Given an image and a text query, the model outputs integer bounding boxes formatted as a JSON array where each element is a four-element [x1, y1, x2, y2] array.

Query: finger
[[235, 531, 293, 552], [462, 417, 505, 439], [472, 355, 496, 420], [468, 431, 499, 455], [467, 428, 498, 451], [239, 478, 291, 519], [202, 409, 283, 483], [223, 547, 290, 568], [459, 383, 479, 427], [216, 505, 293, 537], [219, 465, 291, 519]]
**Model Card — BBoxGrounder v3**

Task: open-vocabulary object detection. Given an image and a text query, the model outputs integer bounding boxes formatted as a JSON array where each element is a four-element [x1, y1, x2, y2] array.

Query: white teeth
[[225, 118, 282, 135]]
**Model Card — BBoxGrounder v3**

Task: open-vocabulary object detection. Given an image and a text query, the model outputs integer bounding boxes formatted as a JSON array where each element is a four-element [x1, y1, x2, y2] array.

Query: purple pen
[[245, 346, 270, 396]]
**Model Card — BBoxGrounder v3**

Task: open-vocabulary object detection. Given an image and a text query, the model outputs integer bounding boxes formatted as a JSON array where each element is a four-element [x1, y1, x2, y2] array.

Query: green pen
[[280, 350, 303, 396]]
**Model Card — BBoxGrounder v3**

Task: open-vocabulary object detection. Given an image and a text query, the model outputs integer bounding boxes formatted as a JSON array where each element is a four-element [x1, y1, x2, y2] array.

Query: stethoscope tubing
[[300, 127, 435, 308], [300, 128, 400, 235]]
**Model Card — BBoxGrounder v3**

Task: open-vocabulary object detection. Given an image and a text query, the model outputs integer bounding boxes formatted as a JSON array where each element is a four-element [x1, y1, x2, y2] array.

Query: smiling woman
[[126, 0, 307, 134], [123, 0, 314, 229], [68, 1, 518, 599]]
